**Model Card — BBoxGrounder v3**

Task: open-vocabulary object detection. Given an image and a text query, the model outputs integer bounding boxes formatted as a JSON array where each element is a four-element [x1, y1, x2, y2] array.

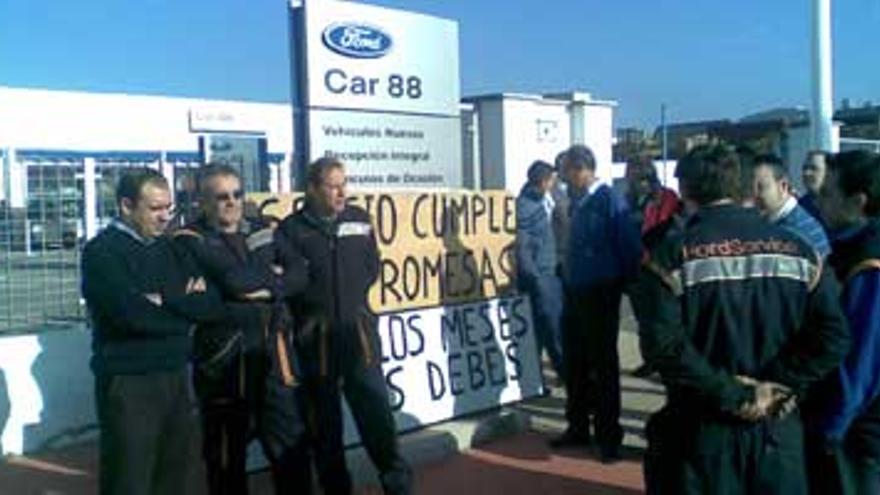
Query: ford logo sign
[[322, 23, 392, 59]]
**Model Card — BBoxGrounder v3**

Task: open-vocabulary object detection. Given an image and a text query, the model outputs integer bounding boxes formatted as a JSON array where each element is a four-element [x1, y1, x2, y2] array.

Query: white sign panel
[[301, 1, 459, 116], [310, 109, 461, 187], [189, 105, 269, 133], [366, 295, 543, 436], [291, 0, 463, 188]]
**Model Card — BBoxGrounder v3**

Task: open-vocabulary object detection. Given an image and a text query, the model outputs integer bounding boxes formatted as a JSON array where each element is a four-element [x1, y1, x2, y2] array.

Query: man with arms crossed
[[173, 164, 313, 494], [82, 169, 224, 495]]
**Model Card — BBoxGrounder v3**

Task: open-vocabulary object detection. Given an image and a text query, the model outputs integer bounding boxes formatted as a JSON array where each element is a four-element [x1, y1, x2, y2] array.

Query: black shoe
[[599, 445, 622, 464], [632, 364, 655, 378], [549, 430, 592, 449]]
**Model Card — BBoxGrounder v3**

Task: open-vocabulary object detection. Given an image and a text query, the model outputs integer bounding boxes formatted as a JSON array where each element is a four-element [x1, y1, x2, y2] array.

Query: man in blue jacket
[[550, 145, 642, 462], [805, 150, 880, 495], [516, 160, 564, 378], [752, 153, 830, 258]]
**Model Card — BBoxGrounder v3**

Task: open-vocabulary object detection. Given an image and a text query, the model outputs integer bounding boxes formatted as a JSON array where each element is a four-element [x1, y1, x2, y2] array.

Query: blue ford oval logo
[[322, 22, 392, 59]]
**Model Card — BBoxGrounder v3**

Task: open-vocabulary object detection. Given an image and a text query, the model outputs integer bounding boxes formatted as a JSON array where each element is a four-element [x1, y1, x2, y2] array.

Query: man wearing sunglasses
[[173, 163, 313, 494]]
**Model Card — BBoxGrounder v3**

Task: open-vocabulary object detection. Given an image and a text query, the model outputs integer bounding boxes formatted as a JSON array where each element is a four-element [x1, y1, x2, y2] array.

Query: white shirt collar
[[588, 180, 603, 196], [771, 196, 799, 223], [542, 193, 555, 217]]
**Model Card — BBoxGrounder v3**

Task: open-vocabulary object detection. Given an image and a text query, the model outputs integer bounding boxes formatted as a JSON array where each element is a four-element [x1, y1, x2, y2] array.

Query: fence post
[[83, 157, 98, 241]]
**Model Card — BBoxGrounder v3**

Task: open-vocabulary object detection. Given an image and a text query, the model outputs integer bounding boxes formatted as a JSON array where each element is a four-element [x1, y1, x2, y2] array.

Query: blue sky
[[1, 0, 877, 129]]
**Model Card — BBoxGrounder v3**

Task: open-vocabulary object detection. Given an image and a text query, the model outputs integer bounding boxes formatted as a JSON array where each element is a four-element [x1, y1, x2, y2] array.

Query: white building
[[465, 91, 617, 190], [1, 86, 616, 194]]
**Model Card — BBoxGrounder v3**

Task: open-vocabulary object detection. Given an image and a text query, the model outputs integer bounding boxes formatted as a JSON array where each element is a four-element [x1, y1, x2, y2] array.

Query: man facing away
[[752, 152, 830, 258], [515, 160, 564, 378], [172, 164, 313, 495], [81, 168, 225, 495], [551, 144, 642, 463], [635, 144, 850, 494], [277, 157, 412, 495]]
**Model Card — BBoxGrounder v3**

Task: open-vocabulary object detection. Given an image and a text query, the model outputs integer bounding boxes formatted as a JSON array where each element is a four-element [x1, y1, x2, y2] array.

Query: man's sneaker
[[548, 430, 592, 449]]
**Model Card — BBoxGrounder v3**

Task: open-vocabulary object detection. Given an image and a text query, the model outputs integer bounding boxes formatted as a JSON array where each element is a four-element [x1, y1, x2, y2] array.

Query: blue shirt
[[774, 198, 831, 258]]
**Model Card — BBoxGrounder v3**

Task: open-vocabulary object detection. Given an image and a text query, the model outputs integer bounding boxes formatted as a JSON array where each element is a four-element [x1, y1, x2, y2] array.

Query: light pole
[[661, 103, 668, 184], [811, 0, 834, 151]]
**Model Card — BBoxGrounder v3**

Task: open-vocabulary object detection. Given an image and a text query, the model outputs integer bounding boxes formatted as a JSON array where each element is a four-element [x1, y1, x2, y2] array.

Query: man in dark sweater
[[277, 157, 412, 495], [81, 169, 225, 495], [173, 164, 312, 495]]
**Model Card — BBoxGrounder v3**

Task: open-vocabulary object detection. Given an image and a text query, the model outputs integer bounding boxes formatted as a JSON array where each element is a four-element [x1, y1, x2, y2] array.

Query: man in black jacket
[[635, 145, 851, 494], [82, 168, 225, 495], [277, 157, 412, 495], [173, 164, 312, 495]]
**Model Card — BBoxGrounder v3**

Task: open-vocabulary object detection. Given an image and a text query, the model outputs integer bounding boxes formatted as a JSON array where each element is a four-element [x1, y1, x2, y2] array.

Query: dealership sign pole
[[289, 0, 463, 189]]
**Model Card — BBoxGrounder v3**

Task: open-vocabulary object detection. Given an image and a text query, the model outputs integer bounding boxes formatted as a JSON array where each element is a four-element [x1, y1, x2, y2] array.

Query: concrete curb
[[346, 407, 532, 486]]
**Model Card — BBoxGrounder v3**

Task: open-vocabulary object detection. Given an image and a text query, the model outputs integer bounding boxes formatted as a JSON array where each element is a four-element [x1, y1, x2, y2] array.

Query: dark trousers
[[805, 406, 880, 495], [198, 351, 311, 495], [524, 274, 564, 376], [95, 369, 198, 495], [309, 364, 413, 495], [307, 352, 412, 495], [646, 406, 807, 494], [563, 282, 623, 448]]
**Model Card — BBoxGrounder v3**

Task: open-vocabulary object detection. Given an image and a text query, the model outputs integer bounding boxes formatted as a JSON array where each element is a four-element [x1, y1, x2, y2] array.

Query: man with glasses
[[82, 168, 225, 495], [278, 157, 412, 495], [173, 163, 313, 494]]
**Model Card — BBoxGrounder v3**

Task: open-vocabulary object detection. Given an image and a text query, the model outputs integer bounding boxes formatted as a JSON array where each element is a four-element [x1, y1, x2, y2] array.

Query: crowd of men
[[81, 159, 411, 495], [515, 144, 880, 493], [80, 142, 880, 495]]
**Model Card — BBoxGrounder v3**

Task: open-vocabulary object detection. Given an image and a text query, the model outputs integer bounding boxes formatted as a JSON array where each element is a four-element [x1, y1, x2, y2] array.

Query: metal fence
[[840, 137, 880, 154], [0, 149, 274, 334], [0, 158, 85, 333]]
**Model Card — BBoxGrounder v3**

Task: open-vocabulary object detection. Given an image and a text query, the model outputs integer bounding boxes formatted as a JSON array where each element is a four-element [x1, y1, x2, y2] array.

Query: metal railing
[[0, 151, 277, 334], [840, 138, 880, 154], [0, 160, 85, 333]]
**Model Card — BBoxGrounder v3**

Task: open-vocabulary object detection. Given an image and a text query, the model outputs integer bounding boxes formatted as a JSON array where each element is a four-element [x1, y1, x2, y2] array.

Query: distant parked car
[[27, 196, 83, 250]]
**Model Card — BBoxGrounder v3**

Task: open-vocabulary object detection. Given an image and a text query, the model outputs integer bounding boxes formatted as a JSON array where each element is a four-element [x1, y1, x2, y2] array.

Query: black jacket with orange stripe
[[172, 217, 308, 396], [276, 202, 382, 378], [635, 204, 850, 418]]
